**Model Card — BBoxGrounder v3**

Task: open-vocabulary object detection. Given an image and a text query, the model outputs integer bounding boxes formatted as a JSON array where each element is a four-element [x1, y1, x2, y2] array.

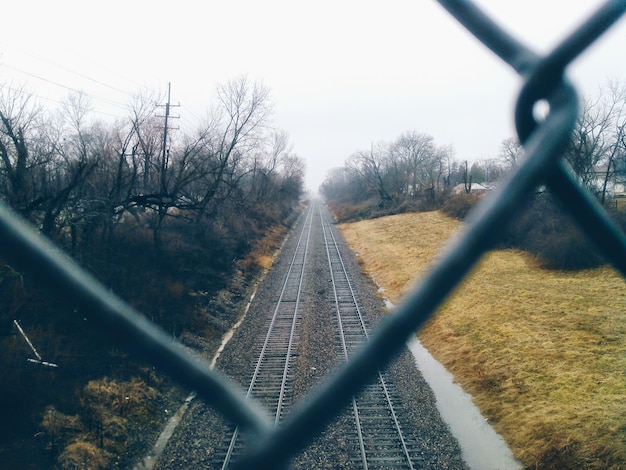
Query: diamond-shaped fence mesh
[[1, 1, 625, 469]]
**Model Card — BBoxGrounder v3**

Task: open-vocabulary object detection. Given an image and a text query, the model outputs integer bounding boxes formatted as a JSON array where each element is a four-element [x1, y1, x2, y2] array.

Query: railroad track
[[213, 204, 314, 468], [320, 205, 421, 469], [212, 201, 423, 468]]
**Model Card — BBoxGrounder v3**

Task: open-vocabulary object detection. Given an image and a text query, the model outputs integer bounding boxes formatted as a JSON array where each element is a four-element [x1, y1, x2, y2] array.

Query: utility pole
[[156, 82, 179, 194], [152, 83, 180, 255]]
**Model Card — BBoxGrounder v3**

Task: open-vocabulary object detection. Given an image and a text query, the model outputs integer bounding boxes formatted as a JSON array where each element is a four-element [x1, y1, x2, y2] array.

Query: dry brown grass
[[339, 210, 626, 469], [242, 225, 289, 273]]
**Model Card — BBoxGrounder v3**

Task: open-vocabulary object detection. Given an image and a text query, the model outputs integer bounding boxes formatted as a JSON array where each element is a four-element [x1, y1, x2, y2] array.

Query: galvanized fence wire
[[0, 1, 625, 469]]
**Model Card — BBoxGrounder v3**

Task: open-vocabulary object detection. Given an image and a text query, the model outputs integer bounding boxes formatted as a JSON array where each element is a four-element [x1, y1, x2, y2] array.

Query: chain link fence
[[1, 1, 625, 469]]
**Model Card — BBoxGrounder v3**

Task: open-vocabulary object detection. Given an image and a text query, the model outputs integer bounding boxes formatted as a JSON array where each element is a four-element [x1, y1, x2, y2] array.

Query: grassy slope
[[338, 210, 626, 469]]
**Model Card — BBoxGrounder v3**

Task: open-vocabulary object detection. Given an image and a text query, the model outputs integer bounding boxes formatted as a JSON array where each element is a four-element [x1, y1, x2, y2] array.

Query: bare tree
[[323, 132, 457, 207], [127, 89, 161, 193], [565, 93, 615, 189], [438, 144, 456, 191], [392, 131, 436, 197], [470, 158, 505, 184], [320, 166, 364, 202], [598, 81, 626, 204], [0, 87, 99, 236], [280, 153, 305, 193], [189, 77, 272, 222], [347, 141, 394, 206], [498, 137, 523, 168], [557, 80, 626, 206], [0, 85, 42, 214], [250, 129, 292, 200]]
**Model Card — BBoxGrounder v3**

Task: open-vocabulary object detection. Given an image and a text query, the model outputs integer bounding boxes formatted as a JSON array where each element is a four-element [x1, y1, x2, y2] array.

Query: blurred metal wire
[[0, 1, 625, 469]]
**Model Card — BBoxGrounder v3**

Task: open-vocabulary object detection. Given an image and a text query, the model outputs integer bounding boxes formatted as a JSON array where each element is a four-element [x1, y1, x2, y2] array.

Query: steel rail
[[219, 205, 314, 468], [321, 208, 368, 469], [320, 205, 415, 469]]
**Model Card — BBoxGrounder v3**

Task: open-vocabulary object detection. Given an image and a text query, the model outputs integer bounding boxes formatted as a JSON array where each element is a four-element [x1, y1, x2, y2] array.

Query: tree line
[[0, 76, 304, 258], [321, 80, 626, 221]]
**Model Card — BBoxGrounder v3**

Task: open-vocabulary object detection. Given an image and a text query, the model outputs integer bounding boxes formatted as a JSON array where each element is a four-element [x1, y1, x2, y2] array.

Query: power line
[[13, 47, 144, 96], [1, 62, 204, 131], [2, 63, 132, 113], [0, 79, 124, 119], [49, 62, 130, 96]]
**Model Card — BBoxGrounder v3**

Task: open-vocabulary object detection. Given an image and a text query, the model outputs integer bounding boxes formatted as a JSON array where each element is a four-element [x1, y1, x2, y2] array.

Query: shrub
[[58, 441, 110, 470], [328, 198, 379, 222], [441, 193, 482, 220], [500, 193, 616, 270]]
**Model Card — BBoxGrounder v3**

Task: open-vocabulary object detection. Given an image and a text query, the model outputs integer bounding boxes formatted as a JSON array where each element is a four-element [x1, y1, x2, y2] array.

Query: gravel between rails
[[155, 204, 468, 469]]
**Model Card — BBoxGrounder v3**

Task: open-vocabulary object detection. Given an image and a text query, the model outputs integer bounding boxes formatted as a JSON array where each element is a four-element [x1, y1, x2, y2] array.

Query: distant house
[[451, 183, 489, 195]]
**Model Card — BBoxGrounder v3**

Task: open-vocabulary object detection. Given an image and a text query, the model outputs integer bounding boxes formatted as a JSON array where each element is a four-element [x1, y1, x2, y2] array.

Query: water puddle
[[406, 337, 522, 470], [381, 283, 520, 469]]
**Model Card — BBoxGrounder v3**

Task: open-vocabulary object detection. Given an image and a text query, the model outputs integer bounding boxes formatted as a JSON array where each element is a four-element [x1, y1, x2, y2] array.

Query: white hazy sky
[[1, 1, 625, 191]]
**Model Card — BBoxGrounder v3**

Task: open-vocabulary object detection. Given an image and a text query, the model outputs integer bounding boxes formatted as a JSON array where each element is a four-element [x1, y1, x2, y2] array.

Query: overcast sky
[[1, 1, 624, 191]]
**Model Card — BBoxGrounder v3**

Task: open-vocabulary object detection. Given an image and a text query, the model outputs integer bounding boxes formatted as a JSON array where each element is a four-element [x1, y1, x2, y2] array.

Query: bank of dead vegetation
[[0, 77, 304, 468]]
